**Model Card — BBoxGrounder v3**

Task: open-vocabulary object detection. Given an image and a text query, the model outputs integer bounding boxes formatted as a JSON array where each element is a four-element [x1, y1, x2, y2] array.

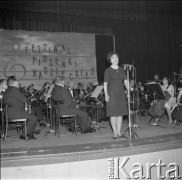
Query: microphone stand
[[121, 65, 138, 140]]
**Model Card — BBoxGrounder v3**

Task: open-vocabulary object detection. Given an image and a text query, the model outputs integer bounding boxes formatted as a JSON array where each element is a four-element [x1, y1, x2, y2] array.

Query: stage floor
[[1, 111, 182, 173], [1, 113, 182, 150]]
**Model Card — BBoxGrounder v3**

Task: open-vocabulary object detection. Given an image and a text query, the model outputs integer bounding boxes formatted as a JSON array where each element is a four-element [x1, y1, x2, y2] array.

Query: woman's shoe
[[19, 135, 30, 140], [113, 136, 118, 140], [27, 135, 37, 140], [88, 128, 96, 133], [39, 123, 46, 127]]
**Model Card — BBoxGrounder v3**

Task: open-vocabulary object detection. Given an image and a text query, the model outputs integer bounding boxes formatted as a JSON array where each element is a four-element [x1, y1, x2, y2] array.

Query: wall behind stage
[[0, 29, 97, 89]]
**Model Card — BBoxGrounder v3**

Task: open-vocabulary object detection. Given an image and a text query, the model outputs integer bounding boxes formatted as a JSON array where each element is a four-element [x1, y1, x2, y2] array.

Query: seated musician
[[137, 81, 144, 94], [154, 74, 161, 83], [161, 77, 176, 124], [39, 82, 51, 101], [39, 82, 51, 120], [27, 86, 47, 127], [67, 81, 80, 101], [76, 82, 90, 105], [90, 81, 98, 92], [3, 76, 38, 140], [177, 85, 182, 104], [0, 79, 8, 97], [19, 83, 28, 97], [80, 83, 89, 97], [51, 76, 96, 134], [88, 82, 93, 92]]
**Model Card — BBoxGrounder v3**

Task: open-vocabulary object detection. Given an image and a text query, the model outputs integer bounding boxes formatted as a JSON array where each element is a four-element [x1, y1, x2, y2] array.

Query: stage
[[1, 113, 182, 180]]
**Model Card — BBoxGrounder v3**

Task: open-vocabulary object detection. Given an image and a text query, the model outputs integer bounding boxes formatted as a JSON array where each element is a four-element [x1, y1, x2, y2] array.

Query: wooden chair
[[54, 103, 77, 138], [3, 105, 28, 145]]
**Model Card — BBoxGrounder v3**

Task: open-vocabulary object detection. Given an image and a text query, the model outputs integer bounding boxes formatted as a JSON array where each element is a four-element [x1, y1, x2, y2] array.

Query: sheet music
[[90, 86, 103, 98], [145, 82, 165, 100]]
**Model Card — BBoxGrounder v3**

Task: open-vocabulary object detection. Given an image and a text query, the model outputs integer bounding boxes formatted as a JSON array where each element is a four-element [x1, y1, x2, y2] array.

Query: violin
[[39, 89, 49, 101], [27, 88, 40, 104]]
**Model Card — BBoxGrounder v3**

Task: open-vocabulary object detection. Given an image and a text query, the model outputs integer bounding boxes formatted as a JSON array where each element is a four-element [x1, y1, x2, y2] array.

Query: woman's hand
[[105, 94, 109, 102]]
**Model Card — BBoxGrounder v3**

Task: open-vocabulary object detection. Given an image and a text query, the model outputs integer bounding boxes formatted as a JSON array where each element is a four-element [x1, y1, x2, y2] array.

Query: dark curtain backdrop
[[95, 35, 114, 83], [0, 1, 182, 84], [114, 13, 182, 83]]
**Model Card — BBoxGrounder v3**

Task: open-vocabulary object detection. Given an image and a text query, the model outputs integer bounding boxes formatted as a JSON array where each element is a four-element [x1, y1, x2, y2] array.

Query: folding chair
[[3, 105, 27, 145], [54, 102, 77, 138]]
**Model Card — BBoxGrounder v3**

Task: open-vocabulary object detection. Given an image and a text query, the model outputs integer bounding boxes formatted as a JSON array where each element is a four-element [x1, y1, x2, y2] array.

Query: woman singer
[[104, 51, 129, 140]]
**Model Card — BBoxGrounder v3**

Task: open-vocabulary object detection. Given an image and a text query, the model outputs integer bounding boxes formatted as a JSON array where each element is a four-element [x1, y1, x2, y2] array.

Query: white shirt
[[68, 88, 73, 97]]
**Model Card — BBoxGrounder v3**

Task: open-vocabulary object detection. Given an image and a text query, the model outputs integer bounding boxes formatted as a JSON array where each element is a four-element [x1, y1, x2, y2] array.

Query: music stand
[[44, 98, 55, 137], [90, 86, 106, 130], [145, 82, 165, 101], [145, 82, 165, 128]]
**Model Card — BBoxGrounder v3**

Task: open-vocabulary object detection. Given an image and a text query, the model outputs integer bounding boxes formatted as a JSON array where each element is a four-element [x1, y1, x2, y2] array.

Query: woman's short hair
[[107, 51, 119, 62], [162, 77, 171, 84]]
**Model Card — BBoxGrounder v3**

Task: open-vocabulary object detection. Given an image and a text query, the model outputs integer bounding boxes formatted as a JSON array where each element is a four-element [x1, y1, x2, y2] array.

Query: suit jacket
[[67, 88, 80, 99], [52, 85, 76, 108], [3, 86, 29, 119]]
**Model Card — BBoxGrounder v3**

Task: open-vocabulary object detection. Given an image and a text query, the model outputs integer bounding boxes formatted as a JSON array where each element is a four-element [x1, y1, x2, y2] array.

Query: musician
[[177, 85, 182, 104], [137, 81, 144, 94], [76, 83, 90, 105], [154, 74, 161, 83], [27, 86, 46, 127], [90, 81, 98, 92], [3, 76, 38, 140], [39, 82, 51, 101], [0, 79, 8, 97], [20, 86, 28, 97], [88, 82, 93, 92], [80, 83, 89, 97], [67, 81, 79, 99], [161, 77, 176, 124], [51, 76, 96, 134], [179, 68, 182, 82]]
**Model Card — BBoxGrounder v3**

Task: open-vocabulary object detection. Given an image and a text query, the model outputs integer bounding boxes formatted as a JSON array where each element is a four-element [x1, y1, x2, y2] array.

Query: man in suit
[[67, 81, 79, 99], [51, 76, 96, 134], [3, 76, 38, 140]]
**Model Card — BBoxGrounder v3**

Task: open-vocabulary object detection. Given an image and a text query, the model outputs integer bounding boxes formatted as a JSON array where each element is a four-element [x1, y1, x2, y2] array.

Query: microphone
[[171, 72, 179, 76], [123, 64, 135, 71]]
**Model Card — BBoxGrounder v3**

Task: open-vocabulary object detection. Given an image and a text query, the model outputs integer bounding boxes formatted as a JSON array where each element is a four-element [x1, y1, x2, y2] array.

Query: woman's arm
[[104, 82, 109, 102], [124, 80, 129, 92]]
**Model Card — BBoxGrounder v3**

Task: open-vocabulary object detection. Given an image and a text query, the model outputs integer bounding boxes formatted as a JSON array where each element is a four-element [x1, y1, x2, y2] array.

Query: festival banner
[[0, 29, 97, 89]]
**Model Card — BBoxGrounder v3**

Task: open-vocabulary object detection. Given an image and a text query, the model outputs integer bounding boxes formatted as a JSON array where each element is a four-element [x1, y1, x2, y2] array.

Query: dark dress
[[104, 66, 128, 117]]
